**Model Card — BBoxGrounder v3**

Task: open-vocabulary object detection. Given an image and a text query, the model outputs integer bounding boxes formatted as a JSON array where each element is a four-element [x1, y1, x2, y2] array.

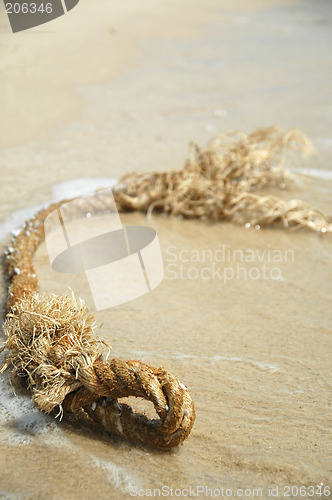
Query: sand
[[0, 0, 331, 499]]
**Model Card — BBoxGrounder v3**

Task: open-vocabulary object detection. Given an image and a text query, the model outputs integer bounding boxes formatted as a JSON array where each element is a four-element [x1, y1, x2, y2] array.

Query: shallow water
[[1, 0, 332, 499], [1, 212, 332, 499], [1, 0, 332, 224]]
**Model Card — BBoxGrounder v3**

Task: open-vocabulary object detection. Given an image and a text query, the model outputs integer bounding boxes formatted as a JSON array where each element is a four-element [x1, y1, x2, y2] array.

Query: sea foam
[[0, 177, 117, 241]]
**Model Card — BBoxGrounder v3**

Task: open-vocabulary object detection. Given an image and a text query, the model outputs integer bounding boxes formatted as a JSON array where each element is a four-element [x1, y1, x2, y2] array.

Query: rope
[[1, 125, 331, 450], [2, 198, 195, 448]]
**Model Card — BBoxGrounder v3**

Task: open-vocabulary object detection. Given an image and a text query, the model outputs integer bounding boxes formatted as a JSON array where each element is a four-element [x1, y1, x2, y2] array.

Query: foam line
[[0, 178, 118, 241]]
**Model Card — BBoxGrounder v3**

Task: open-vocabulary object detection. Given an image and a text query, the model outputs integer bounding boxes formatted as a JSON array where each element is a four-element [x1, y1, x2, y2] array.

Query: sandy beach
[[0, 1, 331, 499]]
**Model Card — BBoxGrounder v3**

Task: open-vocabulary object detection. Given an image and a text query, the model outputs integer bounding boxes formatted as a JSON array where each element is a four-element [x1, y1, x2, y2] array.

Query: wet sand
[[1, 1, 332, 499]]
